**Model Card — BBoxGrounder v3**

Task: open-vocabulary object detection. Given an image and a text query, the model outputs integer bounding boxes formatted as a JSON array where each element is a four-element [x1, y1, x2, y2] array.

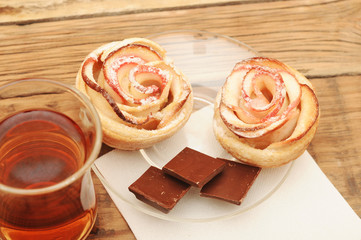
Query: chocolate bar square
[[162, 147, 226, 188], [128, 166, 190, 213], [200, 158, 261, 205]]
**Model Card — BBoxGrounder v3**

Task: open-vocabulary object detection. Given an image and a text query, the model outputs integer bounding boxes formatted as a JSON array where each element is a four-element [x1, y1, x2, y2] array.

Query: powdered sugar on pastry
[[213, 57, 319, 168], [76, 38, 193, 150]]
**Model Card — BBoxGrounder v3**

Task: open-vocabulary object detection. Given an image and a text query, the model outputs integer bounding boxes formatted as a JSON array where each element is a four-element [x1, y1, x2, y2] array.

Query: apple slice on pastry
[[213, 57, 319, 168], [76, 38, 193, 150]]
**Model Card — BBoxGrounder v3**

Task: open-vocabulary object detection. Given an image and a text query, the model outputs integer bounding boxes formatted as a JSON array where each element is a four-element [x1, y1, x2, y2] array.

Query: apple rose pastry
[[76, 38, 193, 150], [214, 57, 319, 168]]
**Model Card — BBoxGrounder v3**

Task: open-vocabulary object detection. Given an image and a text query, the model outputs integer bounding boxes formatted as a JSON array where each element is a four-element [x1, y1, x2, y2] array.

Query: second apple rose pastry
[[76, 38, 193, 150], [214, 57, 320, 168]]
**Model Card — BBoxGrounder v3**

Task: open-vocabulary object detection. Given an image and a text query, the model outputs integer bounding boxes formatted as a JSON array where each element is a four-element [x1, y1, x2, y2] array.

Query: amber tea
[[0, 110, 97, 240]]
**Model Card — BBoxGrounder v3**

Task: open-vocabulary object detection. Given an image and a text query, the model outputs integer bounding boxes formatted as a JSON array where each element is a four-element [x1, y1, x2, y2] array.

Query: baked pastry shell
[[213, 61, 320, 168]]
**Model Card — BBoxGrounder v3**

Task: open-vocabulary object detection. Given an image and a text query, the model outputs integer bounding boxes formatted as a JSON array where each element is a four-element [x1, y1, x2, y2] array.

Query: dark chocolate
[[128, 166, 190, 213], [200, 158, 261, 205], [162, 147, 226, 188]]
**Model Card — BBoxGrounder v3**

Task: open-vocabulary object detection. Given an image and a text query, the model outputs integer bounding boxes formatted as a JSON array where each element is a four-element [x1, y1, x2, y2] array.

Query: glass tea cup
[[0, 79, 102, 240]]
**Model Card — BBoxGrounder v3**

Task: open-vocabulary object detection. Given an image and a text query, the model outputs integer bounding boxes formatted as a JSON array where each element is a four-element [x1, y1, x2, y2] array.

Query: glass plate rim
[[146, 29, 260, 56]]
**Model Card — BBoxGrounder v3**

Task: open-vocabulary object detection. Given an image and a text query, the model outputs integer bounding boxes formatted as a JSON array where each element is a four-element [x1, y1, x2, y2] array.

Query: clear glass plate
[[92, 30, 294, 222]]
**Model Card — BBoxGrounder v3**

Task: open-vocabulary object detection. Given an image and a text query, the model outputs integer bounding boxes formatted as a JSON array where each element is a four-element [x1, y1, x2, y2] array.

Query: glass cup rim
[[0, 78, 103, 196]]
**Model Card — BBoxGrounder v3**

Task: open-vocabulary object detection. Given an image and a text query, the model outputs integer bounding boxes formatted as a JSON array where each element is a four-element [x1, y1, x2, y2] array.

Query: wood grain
[[310, 74, 361, 216], [0, 0, 360, 82], [0, 0, 360, 238], [0, 0, 233, 23]]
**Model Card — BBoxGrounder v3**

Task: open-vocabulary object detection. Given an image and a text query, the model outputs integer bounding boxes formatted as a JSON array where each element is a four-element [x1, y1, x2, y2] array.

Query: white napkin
[[94, 106, 361, 240]]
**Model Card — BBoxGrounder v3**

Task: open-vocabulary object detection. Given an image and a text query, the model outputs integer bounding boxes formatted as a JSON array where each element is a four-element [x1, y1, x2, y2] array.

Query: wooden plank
[[0, 0, 234, 23], [0, 0, 360, 85], [309, 74, 361, 217]]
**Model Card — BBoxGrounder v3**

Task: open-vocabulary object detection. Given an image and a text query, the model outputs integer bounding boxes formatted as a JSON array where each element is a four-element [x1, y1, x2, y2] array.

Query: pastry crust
[[76, 38, 193, 150], [213, 57, 319, 168]]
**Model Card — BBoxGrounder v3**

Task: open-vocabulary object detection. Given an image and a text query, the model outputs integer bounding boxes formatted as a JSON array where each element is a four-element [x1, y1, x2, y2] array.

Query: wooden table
[[0, 0, 360, 238]]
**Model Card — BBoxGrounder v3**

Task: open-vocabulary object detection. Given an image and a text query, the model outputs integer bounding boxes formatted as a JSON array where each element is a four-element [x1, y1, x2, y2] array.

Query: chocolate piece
[[200, 158, 261, 205], [128, 166, 190, 213], [162, 147, 226, 188]]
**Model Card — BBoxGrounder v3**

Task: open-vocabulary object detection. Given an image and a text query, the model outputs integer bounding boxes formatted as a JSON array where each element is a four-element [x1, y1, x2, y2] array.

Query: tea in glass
[[0, 79, 102, 240]]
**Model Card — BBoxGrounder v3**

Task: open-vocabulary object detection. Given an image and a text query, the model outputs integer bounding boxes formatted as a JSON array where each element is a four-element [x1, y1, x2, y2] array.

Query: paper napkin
[[94, 106, 361, 240]]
